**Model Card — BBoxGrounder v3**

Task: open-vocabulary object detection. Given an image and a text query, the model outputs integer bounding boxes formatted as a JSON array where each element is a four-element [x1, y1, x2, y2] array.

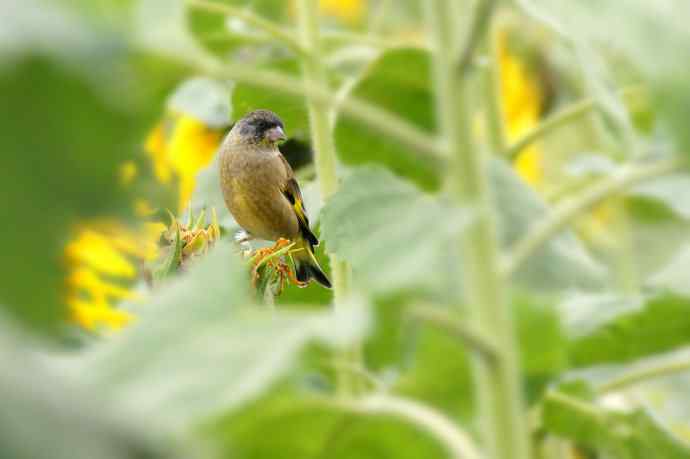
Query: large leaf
[[72, 242, 368, 429], [0, 323, 183, 459], [334, 48, 443, 191], [648, 245, 690, 295], [563, 293, 690, 368], [319, 165, 604, 298], [520, 0, 690, 157], [205, 388, 449, 459], [232, 59, 312, 140], [542, 381, 690, 459], [185, 0, 290, 58], [320, 166, 468, 297]]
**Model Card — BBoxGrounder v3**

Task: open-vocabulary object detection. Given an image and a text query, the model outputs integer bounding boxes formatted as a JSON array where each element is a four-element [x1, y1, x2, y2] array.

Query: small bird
[[219, 109, 331, 288]]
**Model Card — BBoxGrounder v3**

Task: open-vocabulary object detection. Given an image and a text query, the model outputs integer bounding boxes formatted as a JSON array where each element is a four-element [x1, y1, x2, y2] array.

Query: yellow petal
[[68, 268, 139, 304], [65, 229, 136, 278], [144, 121, 173, 184], [68, 297, 133, 331]]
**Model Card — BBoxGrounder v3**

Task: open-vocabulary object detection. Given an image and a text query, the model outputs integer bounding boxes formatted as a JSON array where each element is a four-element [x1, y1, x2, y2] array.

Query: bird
[[219, 109, 331, 288]]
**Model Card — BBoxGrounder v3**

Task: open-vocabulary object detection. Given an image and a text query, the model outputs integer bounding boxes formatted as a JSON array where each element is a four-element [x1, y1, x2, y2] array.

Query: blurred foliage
[[3, 0, 690, 458]]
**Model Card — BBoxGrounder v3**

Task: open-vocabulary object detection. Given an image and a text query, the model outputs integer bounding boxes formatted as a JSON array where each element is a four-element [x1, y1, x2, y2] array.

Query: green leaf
[[319, 164, 604, 298], [153, 220, 183, 281], [648, 245, 690, 295], [319, 166, 469, 297], [334, 48, 442, 191], [564, 293, 690, 368], [543, 382, 690, 459], [205, 388, 449, 459], [232, 59, 312, 140], [74, 242, 368, 428], [185, 0, 290, 58], [631, 174, 690, 221], [0, 324, 183, 459], [520, 0, 690, 157]]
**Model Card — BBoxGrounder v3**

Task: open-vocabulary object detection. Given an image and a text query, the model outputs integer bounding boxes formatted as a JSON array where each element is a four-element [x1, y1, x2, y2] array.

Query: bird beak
[[267, 125, 287, 143]]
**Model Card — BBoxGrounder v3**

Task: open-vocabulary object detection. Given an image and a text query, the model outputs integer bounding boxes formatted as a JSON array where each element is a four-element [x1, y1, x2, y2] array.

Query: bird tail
[[292, 237, 332, 289]]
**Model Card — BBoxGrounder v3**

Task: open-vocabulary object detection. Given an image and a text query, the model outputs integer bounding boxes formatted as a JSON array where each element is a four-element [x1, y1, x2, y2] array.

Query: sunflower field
[[3, 1, 690, 458]]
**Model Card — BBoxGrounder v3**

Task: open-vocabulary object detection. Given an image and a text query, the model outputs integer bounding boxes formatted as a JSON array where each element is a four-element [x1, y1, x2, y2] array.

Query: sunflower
[[65, 79, 230, 332]]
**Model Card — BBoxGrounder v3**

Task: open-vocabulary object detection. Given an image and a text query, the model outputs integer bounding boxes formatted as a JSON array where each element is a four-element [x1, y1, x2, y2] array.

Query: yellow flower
[[65, 108, 226, 333], [498, 29, 544, 187], [64, 223, 144, 332], [145, 112, 223, 212]]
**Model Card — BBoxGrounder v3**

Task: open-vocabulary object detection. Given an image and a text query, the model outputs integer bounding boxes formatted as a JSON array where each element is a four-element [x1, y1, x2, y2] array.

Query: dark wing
[[279, 154, 319, 247]]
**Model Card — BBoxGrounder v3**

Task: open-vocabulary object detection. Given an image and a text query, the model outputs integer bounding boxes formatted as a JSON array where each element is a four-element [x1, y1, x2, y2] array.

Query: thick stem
[[426, 2, 531, 459], [296, 0, 360, 396]]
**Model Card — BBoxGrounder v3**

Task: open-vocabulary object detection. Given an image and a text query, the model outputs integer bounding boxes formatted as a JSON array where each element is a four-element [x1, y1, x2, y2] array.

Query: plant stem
[[504, 85, 644, 160], [598, 357, 690, 394], [426, 2, 530, 459], [348, 394, 483, 459], [295, 0, 360, 396], [482, 18, 507, 154], [187, 0, 307, 57], [502, 157, 683, 277], [458, 0, 497, 76]]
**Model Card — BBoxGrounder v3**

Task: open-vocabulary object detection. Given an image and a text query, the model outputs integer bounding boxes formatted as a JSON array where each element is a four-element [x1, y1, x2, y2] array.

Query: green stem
[[458, 0, 497, 76], [505, 85, 644, 160], [598, 357, 690, 394], [426, 2, 530, 459], [482, 18, 507, 154], [321, 30, 423, 49], [348, 394, 483, 459], [295, 0, 360, 396], [186, 0, 307, 57], [502, 157, 683, 277]]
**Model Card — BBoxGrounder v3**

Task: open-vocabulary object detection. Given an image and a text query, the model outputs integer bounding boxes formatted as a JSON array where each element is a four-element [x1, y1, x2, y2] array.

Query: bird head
[[232, 109, 287, 146]]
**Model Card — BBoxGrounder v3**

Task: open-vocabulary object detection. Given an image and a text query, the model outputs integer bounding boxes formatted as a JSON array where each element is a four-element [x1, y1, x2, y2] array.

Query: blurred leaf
[[0, 323, 181, 459], [233, 59, 313, 139], [520, 0, 690, 156], [185, 0, 290, 58], [334, 48, 442, 191], [74, 242, 368, 429], [168, 77, 232, 128], [0, 57, 139, 334], [543, 381, 690, 459], [630, 174, 690, 221], [647, 245, 690, 295], [394, 298, 566, 421], [320, 166, 468, 298], [320, 164, 604, 298], [205, 388, 448, 459], [515, 297, 568, 401], [152, 219, 183, 281], [491, 160, 606, 292], [564, 293, 690, 368]]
